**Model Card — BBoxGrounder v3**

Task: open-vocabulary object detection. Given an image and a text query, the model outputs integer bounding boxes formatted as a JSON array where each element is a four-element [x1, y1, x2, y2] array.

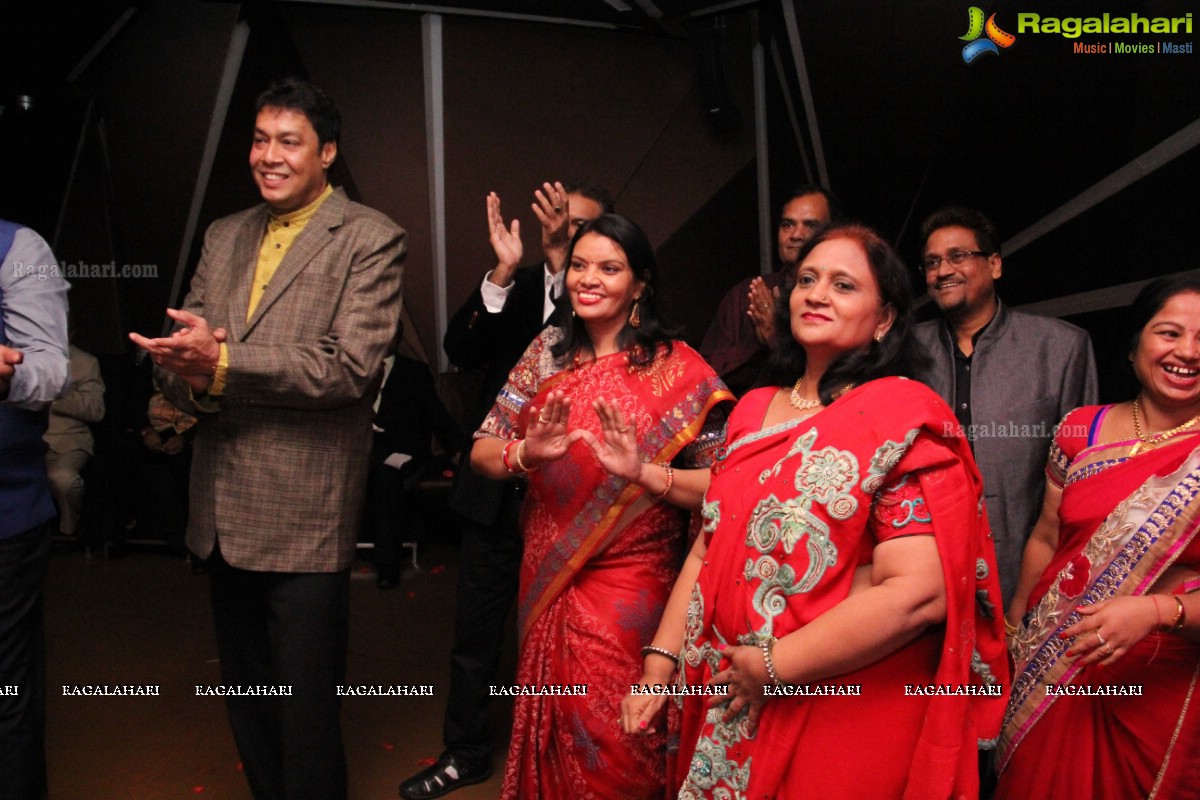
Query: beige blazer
[[162, 189, 405, 572]]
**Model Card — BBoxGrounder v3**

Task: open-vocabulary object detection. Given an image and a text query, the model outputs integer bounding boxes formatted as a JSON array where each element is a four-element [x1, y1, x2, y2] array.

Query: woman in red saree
[[621, 225, 1009, 799], [471, 214, 733, 799], [997, 274, 1200, 800]]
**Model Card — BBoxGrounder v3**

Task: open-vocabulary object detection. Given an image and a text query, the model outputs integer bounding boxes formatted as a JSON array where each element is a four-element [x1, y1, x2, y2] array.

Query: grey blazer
[[912, 300, 1098, 602], [162, 188, 405, 572]]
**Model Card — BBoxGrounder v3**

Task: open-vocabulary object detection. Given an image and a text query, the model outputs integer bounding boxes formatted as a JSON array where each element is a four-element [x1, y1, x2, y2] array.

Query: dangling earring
[[629, 298, 641, 328]]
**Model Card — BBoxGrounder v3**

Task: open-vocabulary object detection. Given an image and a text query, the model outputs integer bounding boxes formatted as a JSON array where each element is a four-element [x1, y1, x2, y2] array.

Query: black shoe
[[398, 754, 491, 799], [376, 562, 400, 590]]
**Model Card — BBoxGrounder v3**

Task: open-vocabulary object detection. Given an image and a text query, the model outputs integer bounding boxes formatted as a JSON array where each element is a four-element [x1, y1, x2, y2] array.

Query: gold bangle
[[1169, 595, 1186, 632], [515, 439, 537, 472]]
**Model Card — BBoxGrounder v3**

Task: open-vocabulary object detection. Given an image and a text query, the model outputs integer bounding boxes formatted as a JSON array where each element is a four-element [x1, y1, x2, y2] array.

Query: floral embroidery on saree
[[861, 429, 919, 493]]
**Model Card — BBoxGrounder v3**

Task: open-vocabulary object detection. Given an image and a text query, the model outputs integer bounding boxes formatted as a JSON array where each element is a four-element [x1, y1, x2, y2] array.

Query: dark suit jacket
[[912, 300, 1098, 602], [162, 188, 405, 572], [443, 263, 557, 525], [373, 355, 466, 477]]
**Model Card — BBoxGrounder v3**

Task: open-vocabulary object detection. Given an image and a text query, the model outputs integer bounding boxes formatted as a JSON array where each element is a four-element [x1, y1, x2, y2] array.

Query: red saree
[[675, 377, 1008, 800], [996, 405, 1200, 800], [478, 330, 733, 800]]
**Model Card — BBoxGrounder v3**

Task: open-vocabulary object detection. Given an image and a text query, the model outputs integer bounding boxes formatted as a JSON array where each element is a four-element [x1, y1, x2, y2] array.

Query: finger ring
[[538, 413, 551, 424], [1102, 645, 1115, 656], [553, 206, 563, 212], [1095, 631, 1106, 646]]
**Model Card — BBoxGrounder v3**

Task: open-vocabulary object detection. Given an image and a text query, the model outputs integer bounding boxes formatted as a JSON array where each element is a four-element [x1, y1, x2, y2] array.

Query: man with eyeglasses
[[912, 206, 1097, 610]]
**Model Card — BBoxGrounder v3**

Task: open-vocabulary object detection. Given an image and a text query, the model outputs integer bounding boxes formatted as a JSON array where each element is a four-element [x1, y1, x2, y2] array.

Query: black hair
[[920, 206, 1000, 256], [760, 223, 929, 401], [550, 214, 681, 368], [1127, 271, 1200, 356], [778, 184, 842, 223], [255, 78, 341, 147], [562, 181, 615, 214]]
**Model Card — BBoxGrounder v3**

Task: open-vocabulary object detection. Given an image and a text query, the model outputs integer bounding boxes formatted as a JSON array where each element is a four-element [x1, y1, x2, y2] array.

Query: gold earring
[[629, 299, 641, 328], [874, 330, 884, 342]]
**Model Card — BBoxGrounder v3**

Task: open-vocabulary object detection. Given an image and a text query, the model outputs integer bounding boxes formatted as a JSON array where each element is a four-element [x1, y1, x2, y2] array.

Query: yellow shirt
[[211, 183, 334, 395]]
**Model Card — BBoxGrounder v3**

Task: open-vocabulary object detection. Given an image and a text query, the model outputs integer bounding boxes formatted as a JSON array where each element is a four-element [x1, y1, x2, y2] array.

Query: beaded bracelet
[[641, 645, 679, 664], [501, 440, 518, 474], [655, 463, 674, 498], [760, 636, 783, 689], [515, 439, 537, 472]]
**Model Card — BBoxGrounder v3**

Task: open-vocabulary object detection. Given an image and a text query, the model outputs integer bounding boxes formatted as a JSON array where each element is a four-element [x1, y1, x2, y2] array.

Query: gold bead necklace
[[1130, 396, 1200, 456]]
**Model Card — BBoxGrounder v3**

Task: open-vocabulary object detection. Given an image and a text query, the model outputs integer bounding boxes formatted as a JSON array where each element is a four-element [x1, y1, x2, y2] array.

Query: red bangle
[[501, 440, 518, 474]]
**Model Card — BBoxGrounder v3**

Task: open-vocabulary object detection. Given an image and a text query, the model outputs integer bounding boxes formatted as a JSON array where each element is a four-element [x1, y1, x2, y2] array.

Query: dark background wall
[[4, 0, 1198, 400], [3, 0, 759, 365]]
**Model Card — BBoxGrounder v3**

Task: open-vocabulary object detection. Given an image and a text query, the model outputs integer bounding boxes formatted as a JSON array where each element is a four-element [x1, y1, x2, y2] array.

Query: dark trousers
[[442, 491, 522, 767], [363, 441, 425, 565], [207, 545, 350, 800], [0, 521, 51, 800]]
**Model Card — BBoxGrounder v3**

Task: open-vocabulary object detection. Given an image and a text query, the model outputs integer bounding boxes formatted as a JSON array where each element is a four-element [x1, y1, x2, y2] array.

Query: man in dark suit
[[131, 79, 404, 800], [398, 180, 610, 799]]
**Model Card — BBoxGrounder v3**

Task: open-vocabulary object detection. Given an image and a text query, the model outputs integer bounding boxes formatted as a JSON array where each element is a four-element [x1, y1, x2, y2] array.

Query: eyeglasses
[[920, 250, 987, 272]]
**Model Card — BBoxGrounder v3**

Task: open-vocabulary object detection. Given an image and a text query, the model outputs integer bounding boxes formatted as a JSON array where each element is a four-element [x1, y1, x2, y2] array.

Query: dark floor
[[44, 537, 515, 800]]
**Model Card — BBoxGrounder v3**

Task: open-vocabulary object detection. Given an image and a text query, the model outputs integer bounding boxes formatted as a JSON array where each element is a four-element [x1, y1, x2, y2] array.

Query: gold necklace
[[1130, 396, 1200, 455], [789, 377, 821, 410], [789, 378, 855, 410]]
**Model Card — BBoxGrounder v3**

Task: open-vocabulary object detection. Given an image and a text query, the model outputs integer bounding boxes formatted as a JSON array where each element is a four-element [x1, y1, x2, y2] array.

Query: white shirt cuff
[[480, 270, 514, 314]]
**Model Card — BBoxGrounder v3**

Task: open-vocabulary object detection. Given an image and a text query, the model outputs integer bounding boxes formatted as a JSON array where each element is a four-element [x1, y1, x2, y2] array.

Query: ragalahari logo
[[960, 7, 1017, 63]]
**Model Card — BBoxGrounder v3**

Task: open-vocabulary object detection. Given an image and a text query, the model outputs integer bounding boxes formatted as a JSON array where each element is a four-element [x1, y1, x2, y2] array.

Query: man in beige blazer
[[131, 79, 404, 800]]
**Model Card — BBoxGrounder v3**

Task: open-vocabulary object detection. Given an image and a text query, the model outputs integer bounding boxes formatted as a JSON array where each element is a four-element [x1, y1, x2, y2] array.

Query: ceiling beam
[[1006, 117, 1200, 257], [780, 0, 827, 188], [273, 0, 621, 29]]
